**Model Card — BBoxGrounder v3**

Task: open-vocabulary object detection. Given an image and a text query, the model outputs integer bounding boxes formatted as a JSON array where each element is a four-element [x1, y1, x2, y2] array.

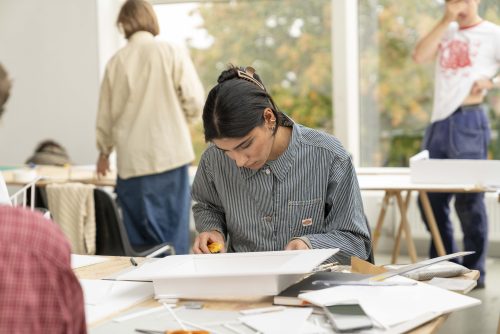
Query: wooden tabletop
[[74, 256, 479, 333], [2, 165, 116, 187], [357, 174, 492, 193]]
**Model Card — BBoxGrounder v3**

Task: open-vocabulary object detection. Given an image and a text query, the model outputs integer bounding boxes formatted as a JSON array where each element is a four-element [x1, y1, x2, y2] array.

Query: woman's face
[[213, 124, 275, 170]]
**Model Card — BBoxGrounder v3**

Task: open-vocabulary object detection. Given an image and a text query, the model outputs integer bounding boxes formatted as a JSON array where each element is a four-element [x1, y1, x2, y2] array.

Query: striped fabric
[[192, 118, 371, 264], [46, 183, 96, 255]]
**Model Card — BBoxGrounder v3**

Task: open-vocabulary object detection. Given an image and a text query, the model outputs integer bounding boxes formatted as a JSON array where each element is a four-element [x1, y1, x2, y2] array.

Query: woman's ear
[[263, 108, 276, 125], [263, 108, 276, 132]]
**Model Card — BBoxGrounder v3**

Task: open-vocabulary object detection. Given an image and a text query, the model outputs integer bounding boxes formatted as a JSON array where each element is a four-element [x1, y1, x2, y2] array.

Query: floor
[[375, 253, 500, 334]]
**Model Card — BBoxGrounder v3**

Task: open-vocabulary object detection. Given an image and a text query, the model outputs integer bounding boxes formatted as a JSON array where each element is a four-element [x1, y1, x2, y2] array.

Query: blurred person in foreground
[[413, 0, 500, 288], [0, 63, 86, 333], [96, 0, 204, 254], [0, 63, 12, 204]]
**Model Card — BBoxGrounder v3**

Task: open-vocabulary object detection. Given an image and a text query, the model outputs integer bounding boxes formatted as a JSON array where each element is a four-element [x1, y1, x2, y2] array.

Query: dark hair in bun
[[203, 65, 280, 141]]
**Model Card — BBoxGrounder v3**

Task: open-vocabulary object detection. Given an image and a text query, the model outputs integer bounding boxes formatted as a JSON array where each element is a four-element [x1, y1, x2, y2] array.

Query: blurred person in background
[[96, 0, 204, 254], [413, 0, 500, 288]]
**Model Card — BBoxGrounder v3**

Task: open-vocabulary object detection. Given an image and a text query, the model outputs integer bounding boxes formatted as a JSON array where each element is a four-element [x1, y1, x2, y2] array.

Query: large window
[[359, 0, 500, 166], [155, 1, 500, 166], [155, 1, 333, 163]]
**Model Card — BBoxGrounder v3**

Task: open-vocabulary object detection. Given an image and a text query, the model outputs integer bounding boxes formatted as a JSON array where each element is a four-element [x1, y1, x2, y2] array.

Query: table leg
[[392, 190, 412, 264], [419, 190, 446, 256], [394, 191, 417, 263], [372, 191, 391, 252]]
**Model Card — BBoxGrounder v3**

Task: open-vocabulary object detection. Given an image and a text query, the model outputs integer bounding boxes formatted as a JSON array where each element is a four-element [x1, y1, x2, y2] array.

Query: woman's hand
[[285, 238, 310, 250], [192, 230, 226, 254]]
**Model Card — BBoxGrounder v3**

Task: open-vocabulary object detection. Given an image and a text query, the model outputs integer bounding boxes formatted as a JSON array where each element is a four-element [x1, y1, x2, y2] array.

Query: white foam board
[[410, 151, 500, 186], [116, 249, 338, 299]]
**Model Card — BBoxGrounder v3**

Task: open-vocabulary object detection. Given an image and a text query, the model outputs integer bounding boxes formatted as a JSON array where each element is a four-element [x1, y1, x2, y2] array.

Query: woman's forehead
[[213, 127, 261, 150]]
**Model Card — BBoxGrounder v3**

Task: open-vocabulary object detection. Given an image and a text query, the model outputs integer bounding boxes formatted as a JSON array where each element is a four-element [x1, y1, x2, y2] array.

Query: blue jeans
[[116, 165, 191, 255], [418, 105, 490, 283]]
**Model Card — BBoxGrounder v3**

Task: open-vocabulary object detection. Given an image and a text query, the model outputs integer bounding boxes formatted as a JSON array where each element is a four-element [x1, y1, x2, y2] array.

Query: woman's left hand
[[285, 239, 310, 250]]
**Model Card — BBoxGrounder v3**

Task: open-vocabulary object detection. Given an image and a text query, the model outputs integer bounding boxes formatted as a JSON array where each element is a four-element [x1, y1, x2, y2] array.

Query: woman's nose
[[233, 152, 249, 168]]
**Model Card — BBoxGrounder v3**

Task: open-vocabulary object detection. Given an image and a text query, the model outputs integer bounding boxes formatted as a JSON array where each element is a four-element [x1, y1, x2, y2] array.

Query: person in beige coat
[[96, 0, 204, 254]]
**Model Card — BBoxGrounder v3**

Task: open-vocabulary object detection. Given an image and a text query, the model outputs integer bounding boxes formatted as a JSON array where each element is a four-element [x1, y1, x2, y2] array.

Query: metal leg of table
[[372, 191, 391, 252], [418, 190, 446, 257]]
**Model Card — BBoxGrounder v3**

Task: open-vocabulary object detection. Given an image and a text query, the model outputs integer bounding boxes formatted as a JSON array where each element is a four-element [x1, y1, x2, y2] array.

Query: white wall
[[0, 0, 121, 165]]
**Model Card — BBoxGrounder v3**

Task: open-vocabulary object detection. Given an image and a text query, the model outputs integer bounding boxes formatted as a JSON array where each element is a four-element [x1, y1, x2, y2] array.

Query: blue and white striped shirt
[[192, 120, 371, 264]]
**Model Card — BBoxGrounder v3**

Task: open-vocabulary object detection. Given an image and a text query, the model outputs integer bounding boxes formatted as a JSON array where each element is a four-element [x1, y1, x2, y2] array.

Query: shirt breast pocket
[[287, 198, 324, 237]]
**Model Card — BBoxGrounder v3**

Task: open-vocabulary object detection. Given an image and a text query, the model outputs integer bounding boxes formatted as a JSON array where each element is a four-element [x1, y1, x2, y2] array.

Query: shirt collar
[[239, 113, 299, 181], [129, 31, 155, 43]]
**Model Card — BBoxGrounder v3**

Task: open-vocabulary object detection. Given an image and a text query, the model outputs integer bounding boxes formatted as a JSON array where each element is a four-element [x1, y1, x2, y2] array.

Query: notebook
[[273, 271, 370, 306]]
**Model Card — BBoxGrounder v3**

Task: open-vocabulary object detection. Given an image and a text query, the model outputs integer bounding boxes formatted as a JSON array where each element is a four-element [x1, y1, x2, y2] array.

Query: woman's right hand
[[192, 231, 226, 254]]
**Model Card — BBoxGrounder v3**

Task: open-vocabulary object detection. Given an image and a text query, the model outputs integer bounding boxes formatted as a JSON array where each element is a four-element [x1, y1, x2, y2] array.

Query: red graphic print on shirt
[[439, 39, 471, 70]]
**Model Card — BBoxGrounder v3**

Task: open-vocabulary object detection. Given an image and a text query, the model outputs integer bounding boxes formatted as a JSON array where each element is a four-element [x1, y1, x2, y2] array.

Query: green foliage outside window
[[181, 0, 500, 166]]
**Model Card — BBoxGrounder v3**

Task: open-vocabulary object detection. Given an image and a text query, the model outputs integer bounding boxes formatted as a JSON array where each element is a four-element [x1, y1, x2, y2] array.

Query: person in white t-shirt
[[413, 0, 500, 288]]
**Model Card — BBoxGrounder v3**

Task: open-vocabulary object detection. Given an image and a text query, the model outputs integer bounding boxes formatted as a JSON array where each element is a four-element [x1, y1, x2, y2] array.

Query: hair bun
[[217, 67, 239, 84]]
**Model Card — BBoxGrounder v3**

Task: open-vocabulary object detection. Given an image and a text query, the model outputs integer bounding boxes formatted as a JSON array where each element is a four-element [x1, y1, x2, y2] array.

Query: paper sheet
[[71, 254, 109, 269], [80, 279, 154, 324], [299, 276, 480, 328], [239, 308, 313, 334]]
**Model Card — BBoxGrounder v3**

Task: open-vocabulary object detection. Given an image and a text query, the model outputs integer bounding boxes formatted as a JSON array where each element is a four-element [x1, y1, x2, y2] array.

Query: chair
[[93, 188, 175, 257]]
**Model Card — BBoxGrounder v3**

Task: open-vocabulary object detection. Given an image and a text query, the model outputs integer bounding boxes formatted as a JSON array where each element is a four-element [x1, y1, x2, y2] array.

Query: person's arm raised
[[413, 0, 465, 64]]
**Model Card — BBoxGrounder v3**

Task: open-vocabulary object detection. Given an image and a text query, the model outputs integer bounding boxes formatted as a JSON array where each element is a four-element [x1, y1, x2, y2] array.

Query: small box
[[116, 249, 338, 299], [410, 151, 500, 186]]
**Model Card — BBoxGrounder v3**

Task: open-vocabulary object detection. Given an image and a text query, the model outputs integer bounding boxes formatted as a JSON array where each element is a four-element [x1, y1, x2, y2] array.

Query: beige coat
[[96, 31, 204, 179]]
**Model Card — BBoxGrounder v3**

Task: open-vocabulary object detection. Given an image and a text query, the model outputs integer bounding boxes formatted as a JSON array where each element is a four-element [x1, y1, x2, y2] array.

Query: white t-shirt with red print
[[432, 20, 500, 123]]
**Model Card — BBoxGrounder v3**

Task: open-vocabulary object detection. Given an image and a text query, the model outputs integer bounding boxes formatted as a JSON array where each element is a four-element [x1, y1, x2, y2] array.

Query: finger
[[192, 236, 202, 254], [198, 234, 211, 254]]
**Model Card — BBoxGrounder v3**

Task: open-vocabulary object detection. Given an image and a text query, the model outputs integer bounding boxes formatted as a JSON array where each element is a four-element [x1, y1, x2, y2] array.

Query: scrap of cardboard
[[350, 256, 387, 275]]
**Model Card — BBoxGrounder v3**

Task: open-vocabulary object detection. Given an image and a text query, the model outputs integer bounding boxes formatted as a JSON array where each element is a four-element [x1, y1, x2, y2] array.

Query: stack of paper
[[299, 276, 480, 329]]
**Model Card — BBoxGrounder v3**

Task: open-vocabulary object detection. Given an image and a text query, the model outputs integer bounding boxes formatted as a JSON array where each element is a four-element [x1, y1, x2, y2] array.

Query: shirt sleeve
[[191, 152, 227, 238], [173, 46, 204, 125], [96, 67, 114, 155], [302, 155, 371, 264]]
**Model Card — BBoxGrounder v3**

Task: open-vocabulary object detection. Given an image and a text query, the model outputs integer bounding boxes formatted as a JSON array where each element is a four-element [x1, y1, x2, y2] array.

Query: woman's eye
[[240, 141, 253, 150]]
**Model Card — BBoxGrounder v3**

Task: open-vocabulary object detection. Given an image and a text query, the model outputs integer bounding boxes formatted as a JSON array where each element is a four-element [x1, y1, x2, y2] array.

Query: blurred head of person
[[203, 65, 282, 170], [445, 0, 481, 27], [26, 140, 71, 166], [117, 0, 159, 39], [0, 63, 12, 119]]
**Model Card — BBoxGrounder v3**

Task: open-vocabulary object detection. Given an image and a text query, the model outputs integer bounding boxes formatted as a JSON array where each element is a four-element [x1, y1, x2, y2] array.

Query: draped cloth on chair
[[46, 183, 96, 255]]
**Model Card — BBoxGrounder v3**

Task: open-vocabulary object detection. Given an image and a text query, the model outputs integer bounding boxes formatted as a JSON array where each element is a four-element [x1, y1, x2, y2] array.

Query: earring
[[269, 119, 276, 132]]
